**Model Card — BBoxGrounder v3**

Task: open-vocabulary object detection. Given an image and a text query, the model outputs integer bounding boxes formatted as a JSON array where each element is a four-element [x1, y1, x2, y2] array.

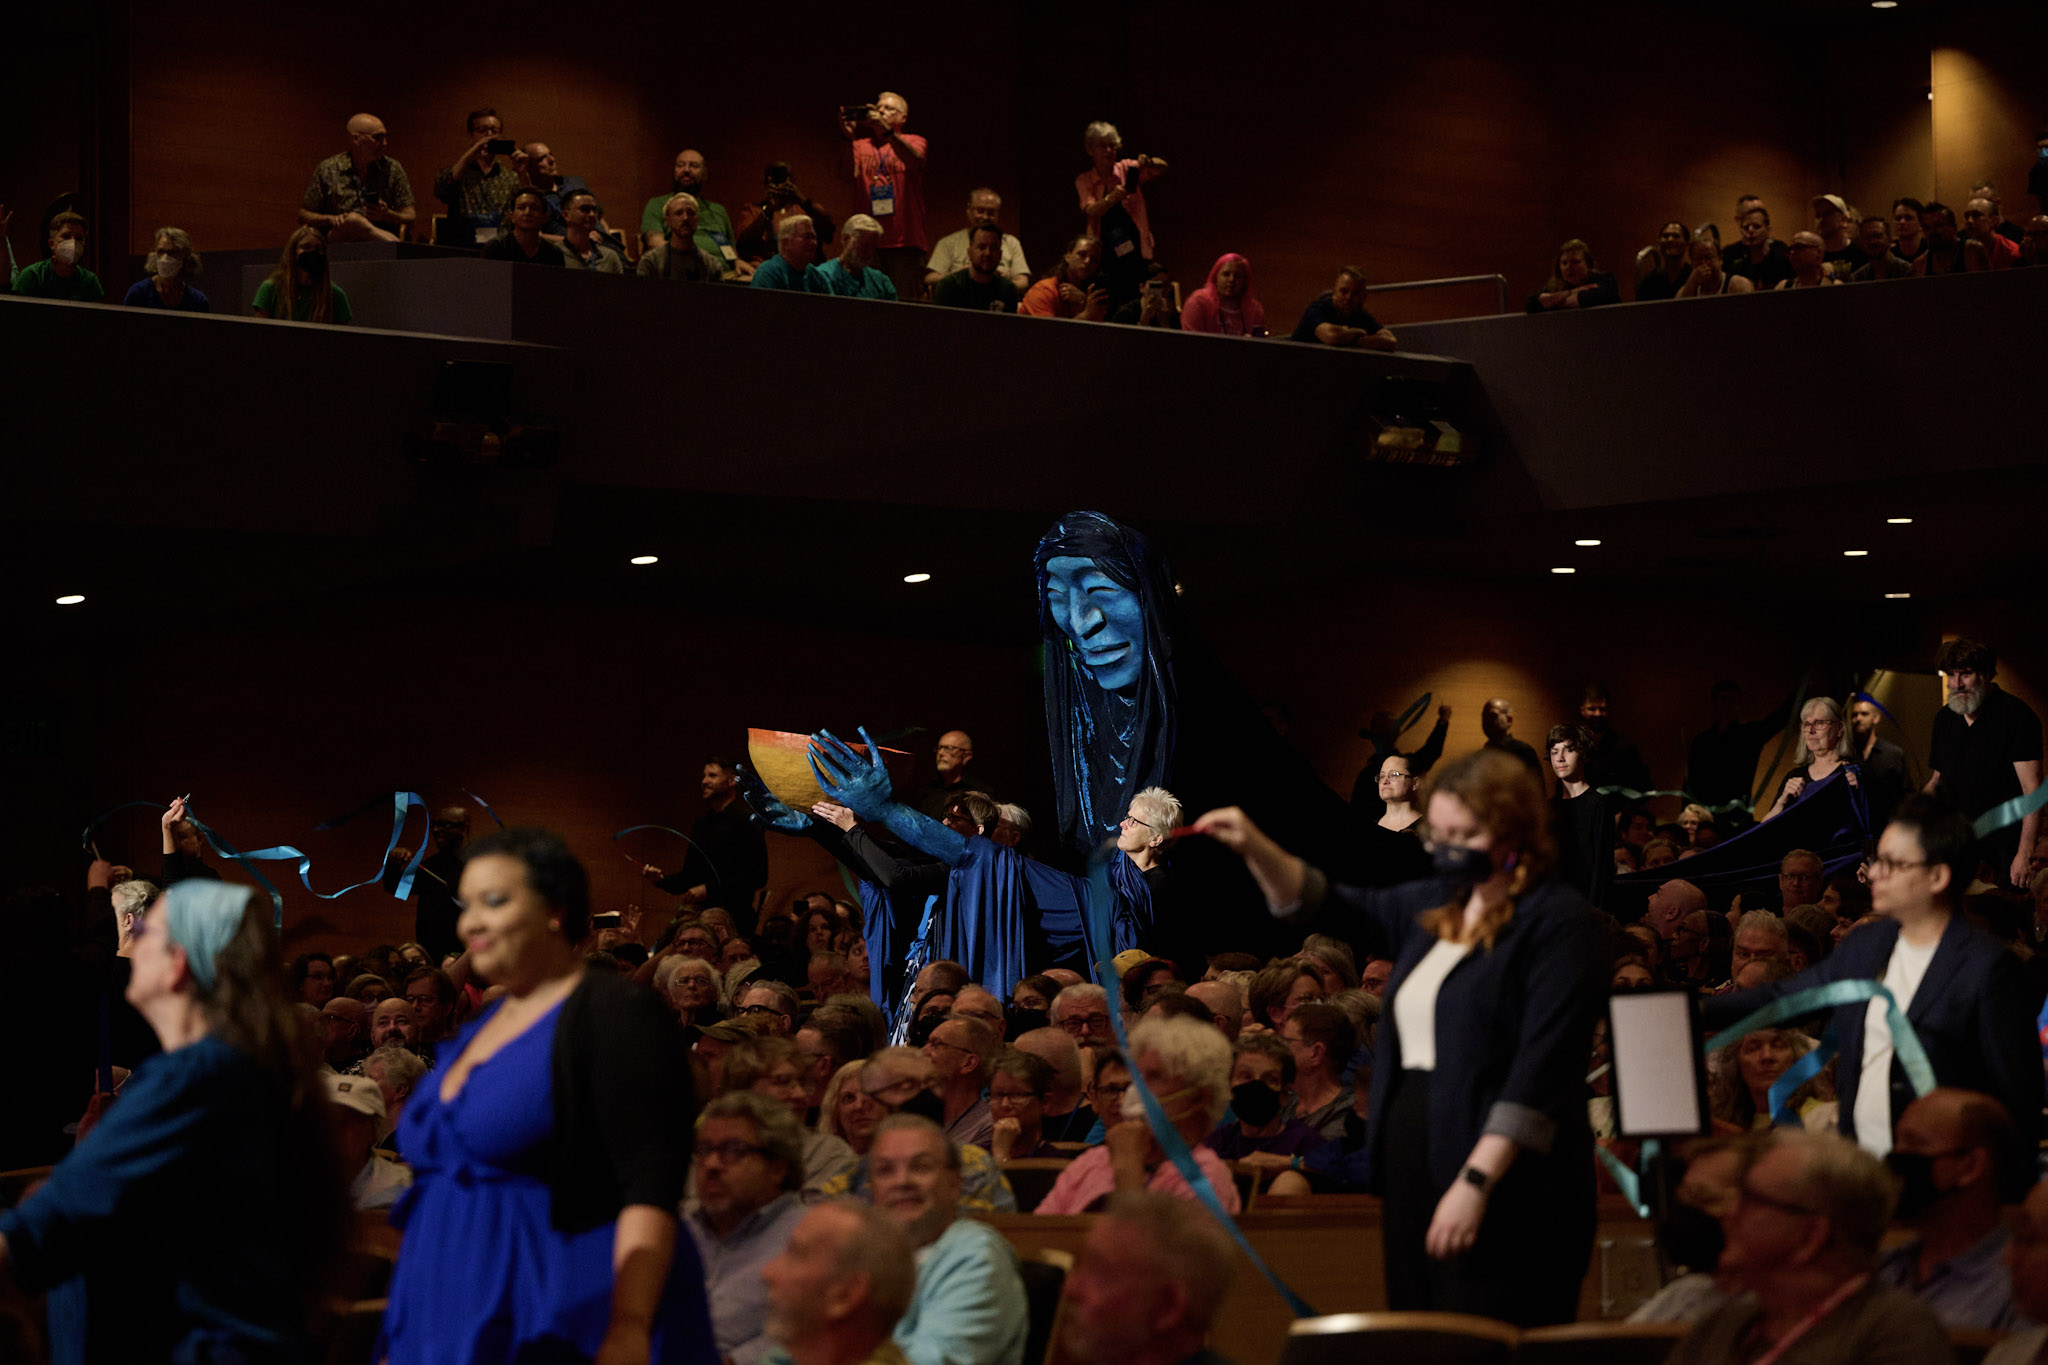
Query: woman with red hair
[[1180, 252, 1266, 335]]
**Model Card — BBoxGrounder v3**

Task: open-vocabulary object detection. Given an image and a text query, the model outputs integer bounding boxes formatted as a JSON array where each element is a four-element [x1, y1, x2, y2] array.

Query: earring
[[549, 920, 562, 933]]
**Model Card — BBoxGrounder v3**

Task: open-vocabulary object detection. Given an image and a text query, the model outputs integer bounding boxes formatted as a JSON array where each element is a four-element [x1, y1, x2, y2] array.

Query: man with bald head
[[320, 997, 370, 1072], [1874, 1088, 2023, 1330], [1186, 980, 1242, 1040], [368, 997, 419, 1052], [1645, 878, 1708, 942], [1962, 198, 2021, 270], [760, 1199, 918, 1365], [1478, 698, 1541, 775], [301, 112, 415, 242], [1013, 1027, 1096, 1143], [913, 730, 993, 819]]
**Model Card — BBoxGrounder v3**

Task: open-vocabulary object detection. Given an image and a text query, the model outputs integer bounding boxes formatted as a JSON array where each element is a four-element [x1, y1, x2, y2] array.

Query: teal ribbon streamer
[[1090, 846, 1317, 1318], [1974, 782, 2048, 840], [612, 824, 722, 897], [1392, 691, 1433, 738], [1596, 1137, 1663, 1219], [1707, 979, 1935, 1097], [1765, 1023, 1836, 1125]]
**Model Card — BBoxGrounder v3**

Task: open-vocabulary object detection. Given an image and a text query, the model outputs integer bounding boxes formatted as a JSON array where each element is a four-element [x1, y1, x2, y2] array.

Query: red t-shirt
[[851, 134, 928, 251]]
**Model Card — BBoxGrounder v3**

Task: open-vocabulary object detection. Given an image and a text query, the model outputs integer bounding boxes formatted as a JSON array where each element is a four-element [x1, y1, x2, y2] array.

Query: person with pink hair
[[1180, 253, 1266, 336]]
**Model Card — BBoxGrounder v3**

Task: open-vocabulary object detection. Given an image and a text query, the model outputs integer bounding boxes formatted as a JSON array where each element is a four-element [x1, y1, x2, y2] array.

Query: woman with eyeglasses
[[1760, 698, 1860, 822], [380, 827, 716, 1365], [1192, 749, 1612, 1327]]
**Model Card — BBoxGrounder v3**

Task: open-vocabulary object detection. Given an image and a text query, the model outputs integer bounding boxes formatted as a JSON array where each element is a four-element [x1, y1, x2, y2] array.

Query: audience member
[[1848, 216, 1916, 281], [816, 1049, 1016, 1213], [1057, 1192, 1235, 1365], [1036, 1015, 1239, 1215], [1892, 197, 1929, 261], [1628, 1135, 1751, 1324], [840, 92, 929, 302], [1549, 724, 1614, 906], [1845, 695, 1910, 831], [1874, 1087, 2023, 1331], [1049, 982, 1114, 1047], [637, 195, 727, 283], [320, 995, 369, 1071], [11, 210, 104, 301], [906, 731, 991, 819], [1811, 194, 1861, 275], [1108, 260, 1181, 327], [481, 187, 566, 266], [1676, 230, 1755, 297], [1776, 231, 1839, 289], [819, 215, 899, 300], [2019, 215, 2048, 267], [1077, 121, 1167, 304], [1580, 683, 1654, 792], [508, 141, 599, 239], [1762, 698, 1857, 820], [923, 1014, 997, 1148], [1375, 754, 1424, 835], [1723, 204, 1793, 289], [688, 1091, 811, 1365], [1476, 698, 1541, 774], [121, 226, 207, 311], [1353, 702, 1452, 815], [749, 215, 829, 294], [758, 1200, 916, 1365], [641, 149, 737, 268], [253, 226, 352, 323], [1179, 252, 1266, 336], [1708, 1027, 1821, 1131], [1635, 220, 1693, 300], [432, 107, 516, 246], [923, 189, 1031, 292], [1020, 235, 1108, 320], [1988, 1176, 2048, 1365], [1913, 202, 1966, 276], [642, 756, 771, 929], [1287, 264, 1399, 346], [1012, 1027, 1098, 1143], [559, 191, 625, 272], [865, 1115, 1028, 1365], [1527, 237, 1620, 312], [300, 112, 414, 243], [1926, 638, 2042, 890], [1277, 1002, 1356, 1140], [367, 996, 418, 1051], [1663, 1130, 1952, 1365], [930, 224, 1022, 313], [326, 1071, 412, 1209], [1206, 1032, 1320, 1159], [985, 1048, 1061, 1160], [1962, 198, 2021, 270], [733, 162, 837, 268]]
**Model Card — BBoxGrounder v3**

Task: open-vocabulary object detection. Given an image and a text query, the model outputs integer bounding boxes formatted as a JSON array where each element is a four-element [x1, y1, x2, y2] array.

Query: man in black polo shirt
[[643, 755, 771, 932], [1925, 639, 2043, 889]]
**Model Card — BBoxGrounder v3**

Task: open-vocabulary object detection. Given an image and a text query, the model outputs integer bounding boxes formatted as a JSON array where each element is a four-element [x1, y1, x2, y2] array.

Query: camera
[[840, 103, 875, 123], [486, 138, 515, 156]]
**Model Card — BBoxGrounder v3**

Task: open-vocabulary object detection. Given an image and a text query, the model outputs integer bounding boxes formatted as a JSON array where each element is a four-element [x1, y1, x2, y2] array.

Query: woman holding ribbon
[[0, 881, 346, 1362], [1193, 748, 1612, 1326], [1760, 697, 1860, 823]]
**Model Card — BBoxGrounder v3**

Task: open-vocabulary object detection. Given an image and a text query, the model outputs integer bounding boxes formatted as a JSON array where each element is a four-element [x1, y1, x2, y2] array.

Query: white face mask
[[155, 254, 183, 279], [53, 238, 82, 265], [1119, 1083, 1146, 1123]]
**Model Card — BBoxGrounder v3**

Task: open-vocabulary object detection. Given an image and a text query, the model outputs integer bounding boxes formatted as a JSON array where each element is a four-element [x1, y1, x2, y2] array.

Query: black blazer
[[1702, 914, 2042, 1199], [547, 970, 697, 1233], [1294, 870, 1614, 1191]]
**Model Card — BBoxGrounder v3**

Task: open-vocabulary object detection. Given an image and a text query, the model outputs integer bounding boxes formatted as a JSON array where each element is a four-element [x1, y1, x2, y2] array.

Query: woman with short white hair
[[1761, 697, 1858, 821]]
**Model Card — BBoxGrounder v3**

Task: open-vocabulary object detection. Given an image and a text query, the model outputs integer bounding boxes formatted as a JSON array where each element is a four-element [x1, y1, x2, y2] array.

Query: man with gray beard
[[1926, 638, 2042, 889]]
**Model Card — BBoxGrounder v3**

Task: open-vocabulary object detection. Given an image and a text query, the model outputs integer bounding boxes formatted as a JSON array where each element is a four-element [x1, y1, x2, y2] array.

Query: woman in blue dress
[[382, 827, 715, 1365], [0, 880, 345, 1364]]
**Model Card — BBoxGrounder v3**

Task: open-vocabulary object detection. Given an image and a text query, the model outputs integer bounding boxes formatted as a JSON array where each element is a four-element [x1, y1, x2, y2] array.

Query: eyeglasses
[[1736, 1183, 1818, 1218], [988, 1087, 1044, 1107], [1868, 855, 1930, 878], [403, 992, 437, 1006], [1800, 720, 1837, 732], [740, 1004, 792, 1022], [1091, 1081, 1131, 1102], [924, 1036, 977, 1060], [1057, 1013, 1110, 1034], [693, 1140, 769, 1165], [1120, 813, 1154, 830], [936, 745, 970, 755]]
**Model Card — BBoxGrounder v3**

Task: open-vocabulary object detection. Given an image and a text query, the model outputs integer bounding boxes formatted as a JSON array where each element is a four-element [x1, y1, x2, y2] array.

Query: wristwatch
[[1460, 1165, 1493, 1193]]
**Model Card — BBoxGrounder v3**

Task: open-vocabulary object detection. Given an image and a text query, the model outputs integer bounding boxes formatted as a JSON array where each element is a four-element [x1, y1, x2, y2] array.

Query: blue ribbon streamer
[[1090, 845, 1317, 1318], [1708, 979, 1935, 1098], [1850, 690, 1903, 733], [1974, 782, 2048, 840], [1595, 786, 1755, 816], [1596, 1138, 1663, 1219], [1765, 1023, 1836, 1126], [1392, 691, 1433, 738]]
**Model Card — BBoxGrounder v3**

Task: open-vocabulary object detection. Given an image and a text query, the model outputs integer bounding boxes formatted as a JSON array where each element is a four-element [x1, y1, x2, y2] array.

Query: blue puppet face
[[1043, 555, 1146, 692]]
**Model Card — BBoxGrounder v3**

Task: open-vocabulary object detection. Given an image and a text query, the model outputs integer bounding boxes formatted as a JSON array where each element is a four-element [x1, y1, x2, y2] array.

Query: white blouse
[[1392, 937, 1475, 1071]]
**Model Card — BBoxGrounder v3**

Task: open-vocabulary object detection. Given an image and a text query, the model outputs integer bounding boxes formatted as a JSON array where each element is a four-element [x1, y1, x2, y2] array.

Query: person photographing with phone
[[433, 107, 517, 246], [1078, 122, 1168, 308], [838, 92, 928, 301], [1019, 235, 1110, 321]]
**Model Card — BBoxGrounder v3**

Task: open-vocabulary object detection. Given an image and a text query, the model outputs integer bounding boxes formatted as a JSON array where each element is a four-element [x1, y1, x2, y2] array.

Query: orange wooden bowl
[[747, 728, 914, 812]]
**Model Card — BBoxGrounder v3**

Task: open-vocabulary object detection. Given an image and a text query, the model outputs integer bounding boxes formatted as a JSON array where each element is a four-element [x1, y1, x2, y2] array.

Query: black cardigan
[[546, 970, 697, 1233]]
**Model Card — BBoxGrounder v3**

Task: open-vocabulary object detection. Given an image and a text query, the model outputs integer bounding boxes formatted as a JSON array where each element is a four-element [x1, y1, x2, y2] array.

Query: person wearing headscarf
[[0, 881, 346, 1363], [1179, 252, 1266, 335]]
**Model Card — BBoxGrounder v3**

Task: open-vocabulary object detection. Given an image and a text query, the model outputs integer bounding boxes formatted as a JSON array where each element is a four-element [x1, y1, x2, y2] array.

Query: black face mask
[[297, 251, 327, 275], [1886, 1152, 1950, 1221], [893, 1089, 946, 1125], [906, 1013, 942, 1047], [1659, 1202, 1726, 1273], [1007, 1005, 1049, 1038], [1231, 1081, 1283, 1129], [1432, 844, 1494, 886]]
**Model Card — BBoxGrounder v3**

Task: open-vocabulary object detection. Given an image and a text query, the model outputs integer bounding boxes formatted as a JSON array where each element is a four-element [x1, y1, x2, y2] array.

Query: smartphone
[[1122, 162, 1140, 191], [487, 138, 515, 156]]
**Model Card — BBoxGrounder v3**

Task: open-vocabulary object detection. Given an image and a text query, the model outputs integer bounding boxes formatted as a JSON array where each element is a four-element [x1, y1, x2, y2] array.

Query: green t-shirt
[[11, 258, 105, 302], [251, 278, 353, 324]]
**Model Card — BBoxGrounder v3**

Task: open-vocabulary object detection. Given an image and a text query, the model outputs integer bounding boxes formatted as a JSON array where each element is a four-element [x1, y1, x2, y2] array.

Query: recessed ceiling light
[[1871, 1, 1898, 9], [1550, 567, 1576, 575], [1843, 549, 1869, 557], [629, 555, 659, 565], [902, 572, 932, 584], [1885, 592, 1911, 599], [55, 594, 85, 605], [1886, 517, 1912, 525], [1574, 538, 1602, 547]]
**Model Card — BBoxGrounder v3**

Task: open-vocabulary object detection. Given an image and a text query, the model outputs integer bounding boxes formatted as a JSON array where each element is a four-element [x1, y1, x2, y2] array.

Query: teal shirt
[[11, 258, 105, 302], [818, 257, 899, 300], [748, 254, 829, 294], [251, 278, 353, 324]]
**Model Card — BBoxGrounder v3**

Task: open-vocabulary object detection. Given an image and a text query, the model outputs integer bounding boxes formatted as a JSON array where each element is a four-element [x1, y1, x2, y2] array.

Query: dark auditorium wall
[[110, 4, 2048, 322]]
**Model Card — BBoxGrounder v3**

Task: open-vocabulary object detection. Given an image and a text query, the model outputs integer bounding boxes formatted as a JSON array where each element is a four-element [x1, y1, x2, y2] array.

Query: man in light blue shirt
[[1874, 1088, 2028, 1332], [819, 215, 899, 301], [687, 1093, 812, 1365], [870, 1115, 1026, 1365]]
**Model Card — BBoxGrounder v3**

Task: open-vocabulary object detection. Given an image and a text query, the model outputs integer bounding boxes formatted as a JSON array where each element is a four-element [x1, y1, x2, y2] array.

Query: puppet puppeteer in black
[[1034, 510, 1410, 961]]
